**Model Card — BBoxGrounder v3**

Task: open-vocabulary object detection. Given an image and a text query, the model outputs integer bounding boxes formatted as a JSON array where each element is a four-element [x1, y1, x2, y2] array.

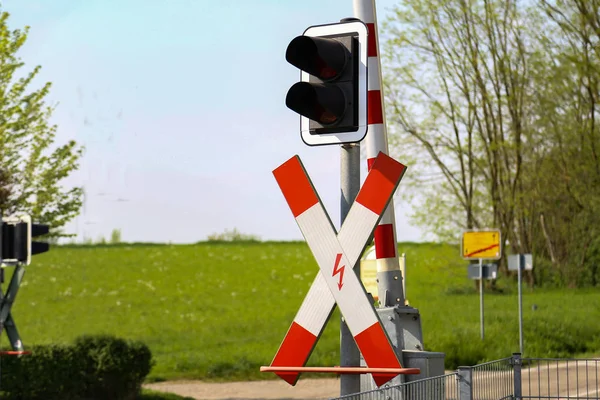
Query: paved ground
[[144, 378, 340, 400]]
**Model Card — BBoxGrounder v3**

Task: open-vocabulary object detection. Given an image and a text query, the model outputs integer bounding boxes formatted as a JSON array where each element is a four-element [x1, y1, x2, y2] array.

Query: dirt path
[[144, 378, 340, 400]]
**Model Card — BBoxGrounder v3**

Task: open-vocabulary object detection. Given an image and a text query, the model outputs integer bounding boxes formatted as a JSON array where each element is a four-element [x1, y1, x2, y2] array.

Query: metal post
[[458, 366, 473, 400], [400, 253, 406, 304], [479, 258, 484, 340], [518, 255, 524, 355], [512, 353, 522, 400], [340, 143, 361, 396], [0, 264, 25, 351]]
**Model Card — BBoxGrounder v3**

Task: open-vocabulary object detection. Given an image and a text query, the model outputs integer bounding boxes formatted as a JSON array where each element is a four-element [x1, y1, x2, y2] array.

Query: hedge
[[0, 335, 154, 400]]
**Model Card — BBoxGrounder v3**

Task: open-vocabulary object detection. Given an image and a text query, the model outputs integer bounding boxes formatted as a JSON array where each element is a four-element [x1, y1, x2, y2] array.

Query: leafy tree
[[206, 228, 261, 242], [382, 0, 600, 286], [383, 0, 532, 251], [0, 12, 83, 238], [110, 228, 122, 244], [527, 0, 600, 285]]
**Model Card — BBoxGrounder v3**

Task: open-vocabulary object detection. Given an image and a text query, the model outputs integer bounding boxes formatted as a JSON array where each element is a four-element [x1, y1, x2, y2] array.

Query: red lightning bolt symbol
[[332, 253, 345, 290]]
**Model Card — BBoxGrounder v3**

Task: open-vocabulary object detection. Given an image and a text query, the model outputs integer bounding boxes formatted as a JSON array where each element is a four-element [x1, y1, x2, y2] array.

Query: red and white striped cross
[[269, 152, 407, 387]]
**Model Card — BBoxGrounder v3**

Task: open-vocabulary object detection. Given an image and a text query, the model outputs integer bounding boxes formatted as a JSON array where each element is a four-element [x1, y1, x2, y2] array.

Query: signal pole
[[340, 142, 361, 395], [353, 0, 447, 393]]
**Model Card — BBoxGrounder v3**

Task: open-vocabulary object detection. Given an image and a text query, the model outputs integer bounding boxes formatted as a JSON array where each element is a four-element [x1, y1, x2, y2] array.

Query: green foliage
[[0, 11, 83, 238], [206, 227, 261, 242], [7, 242, 600, 381], [74, 335, 153, 400], [206, 356, 261, 379], [111, 229, 123, 244], [382, 0, 600, 287], [0, 335, 153, 400]]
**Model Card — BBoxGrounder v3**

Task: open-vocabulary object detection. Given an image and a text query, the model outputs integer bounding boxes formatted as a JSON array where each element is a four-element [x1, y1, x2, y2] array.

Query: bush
[[206, 228, 260, 242], [110, 229, 123, 244], [0, 335, 154, 400]]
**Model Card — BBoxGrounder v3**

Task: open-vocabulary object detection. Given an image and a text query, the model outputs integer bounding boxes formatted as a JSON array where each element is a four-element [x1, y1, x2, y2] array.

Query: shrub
[[75, 335, 153, 400], [206, 228, 260, 242], [110, 229, 122, 244], [0, 335, 154, 400]]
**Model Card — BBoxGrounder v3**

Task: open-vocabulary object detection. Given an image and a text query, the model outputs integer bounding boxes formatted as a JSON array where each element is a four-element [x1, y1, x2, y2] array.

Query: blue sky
[[3, 0, 423, 243]]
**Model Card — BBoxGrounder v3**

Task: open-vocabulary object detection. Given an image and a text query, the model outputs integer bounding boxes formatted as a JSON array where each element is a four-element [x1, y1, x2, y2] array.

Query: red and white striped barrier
[[269, 152, 407, 387], [354, 0, 403, 302]]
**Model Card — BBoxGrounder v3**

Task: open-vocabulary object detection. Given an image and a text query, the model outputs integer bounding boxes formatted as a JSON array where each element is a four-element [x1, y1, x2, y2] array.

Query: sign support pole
[[0, 264, 25, 351], [340, 143, 361, 395], [479, 258, 484, 340], [518, 255, 524, 354]]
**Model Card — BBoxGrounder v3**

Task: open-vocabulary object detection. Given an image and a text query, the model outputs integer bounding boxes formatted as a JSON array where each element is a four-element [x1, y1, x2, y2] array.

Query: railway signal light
[[1, 215, 49, 266], [285, 20, 368, 146]]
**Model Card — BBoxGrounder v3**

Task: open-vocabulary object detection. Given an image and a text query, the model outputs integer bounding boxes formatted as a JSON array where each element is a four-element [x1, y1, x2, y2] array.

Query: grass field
[[3, 241, 599, 382]]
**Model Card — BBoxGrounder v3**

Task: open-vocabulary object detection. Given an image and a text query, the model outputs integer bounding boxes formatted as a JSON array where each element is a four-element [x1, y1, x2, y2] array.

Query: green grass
[[4, 241, 600, 382]]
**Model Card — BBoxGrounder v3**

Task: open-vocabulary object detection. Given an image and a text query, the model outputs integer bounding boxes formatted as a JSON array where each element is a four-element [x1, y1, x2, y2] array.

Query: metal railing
[[330, 373, 460, 400], [518, 357, 600, 399], [471, 357, 514, 400], [329, 354, 600, 400]]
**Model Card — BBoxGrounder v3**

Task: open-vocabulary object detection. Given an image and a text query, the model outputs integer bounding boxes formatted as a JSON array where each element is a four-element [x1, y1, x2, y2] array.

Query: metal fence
[[518, 357, 600, 399], [471, 357, 514, 400], [331, 373, 460, 400], [329, 354, 600, 400]]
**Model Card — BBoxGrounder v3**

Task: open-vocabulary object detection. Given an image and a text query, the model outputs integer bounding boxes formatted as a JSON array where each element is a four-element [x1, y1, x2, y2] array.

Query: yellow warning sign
[[462, 230, 501, 260], [360, 246, 378, 300], [360, 246, 407, 304], [360, 261, 378, 300]]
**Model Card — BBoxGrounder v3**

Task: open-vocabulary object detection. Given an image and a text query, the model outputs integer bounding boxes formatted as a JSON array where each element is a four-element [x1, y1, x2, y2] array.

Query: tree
[[0, 12, 83, 238], [383, 0, 532, 254], [526, 0, 600, 285], [110, 228, 122, 244], [206, 228, 261, 242], [382, 0, 600, 287]]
